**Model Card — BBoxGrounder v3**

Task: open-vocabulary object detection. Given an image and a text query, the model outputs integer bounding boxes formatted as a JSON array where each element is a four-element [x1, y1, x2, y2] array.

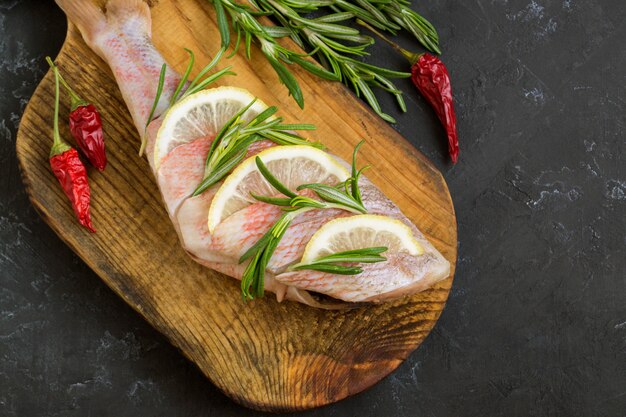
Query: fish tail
[[55, 0, 180, 143], [55, 0, 152, 54], [55, 0, 108, 56], [105, 0, 152, 36]]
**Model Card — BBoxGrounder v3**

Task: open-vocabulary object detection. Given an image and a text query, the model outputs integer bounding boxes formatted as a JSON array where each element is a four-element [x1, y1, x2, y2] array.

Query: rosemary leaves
[[208, 0, 443, 122], [192, 99, 322, 196], [288, 246, 387, 275]]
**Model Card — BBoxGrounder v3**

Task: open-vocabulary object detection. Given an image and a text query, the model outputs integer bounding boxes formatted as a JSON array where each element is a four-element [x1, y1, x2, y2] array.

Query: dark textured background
[[1, 0, 625, 416]]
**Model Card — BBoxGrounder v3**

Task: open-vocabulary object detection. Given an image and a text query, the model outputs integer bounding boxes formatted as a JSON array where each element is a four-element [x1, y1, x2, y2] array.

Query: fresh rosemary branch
[[288, 246, 387, 274], [141, 48, 235, 155], [208, 0, 440, 122], [239, 142, 374, 300], [141, 63, 167, 156], [239, 209, 305, 300], [251, 0, 410, 123], [377, 0, 440, 54], [331, 0, 440, 54], [192, 99, 322, 196], [209, 0, 339, 109]]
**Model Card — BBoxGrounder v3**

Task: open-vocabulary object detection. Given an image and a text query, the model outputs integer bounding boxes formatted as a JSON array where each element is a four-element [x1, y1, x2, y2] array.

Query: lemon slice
[[301, 214, 423, 263], [154, 86, 269, 170], [208, 146, 349, 232]]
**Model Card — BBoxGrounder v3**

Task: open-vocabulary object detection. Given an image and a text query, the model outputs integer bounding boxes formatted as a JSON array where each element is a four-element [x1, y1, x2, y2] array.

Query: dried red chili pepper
[[46, 57, 107, 171], [359, 22, 459, 163], [410, 53, 459, 163], [50, 148, 96, 232], [47, 57, 96, 233], [68, 103, 106, 170]]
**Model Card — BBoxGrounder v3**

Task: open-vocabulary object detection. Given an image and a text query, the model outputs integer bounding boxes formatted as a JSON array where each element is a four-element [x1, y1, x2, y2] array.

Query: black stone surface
[[1, 0, 625, 415]]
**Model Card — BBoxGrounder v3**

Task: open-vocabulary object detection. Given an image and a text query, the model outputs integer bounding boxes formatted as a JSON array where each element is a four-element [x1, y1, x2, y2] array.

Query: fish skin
[[275, 251, 449, 303], [169, 139, 275, 261], [209, 189, 346, 269], [158, 135, 212, 217], [210, 202, 283, 259], [175, 191, 224, 263], [56, 0, 451, 307], [265, 213, 349, 274], [195, 260, 352, 309], [55, 0, 182, 137]]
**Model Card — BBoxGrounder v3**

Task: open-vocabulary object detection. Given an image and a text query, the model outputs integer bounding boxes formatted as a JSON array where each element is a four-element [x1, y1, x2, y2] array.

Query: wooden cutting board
[[16, 0, 456, 411]]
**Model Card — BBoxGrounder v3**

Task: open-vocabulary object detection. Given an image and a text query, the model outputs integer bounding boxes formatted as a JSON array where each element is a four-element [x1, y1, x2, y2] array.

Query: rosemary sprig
[[208, 0, 439, 122], [330, 0, 440, 54], [239, 209, 305, 300], [192, 99, 322, 196], [377, 0, 440, 54], [239, 142, 373, 300], [252, 0, 410, 123], [140, 48, 235, 155], [247, 155, 368, 215], [288, 246, 387, 274], [209, 0, 340, 109], [141, 64, 167, 156], [180, 48, 236, 100]]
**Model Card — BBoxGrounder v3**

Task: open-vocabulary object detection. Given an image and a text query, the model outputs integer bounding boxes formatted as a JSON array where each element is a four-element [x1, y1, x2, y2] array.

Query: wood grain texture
[[16, 0, 456, 411]]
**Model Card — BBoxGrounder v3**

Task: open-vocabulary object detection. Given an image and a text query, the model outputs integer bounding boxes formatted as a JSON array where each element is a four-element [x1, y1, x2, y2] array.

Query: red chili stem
[[47, 57, 71, 157], [46, 56, 87, 111], [356, 19, 422, 65]]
